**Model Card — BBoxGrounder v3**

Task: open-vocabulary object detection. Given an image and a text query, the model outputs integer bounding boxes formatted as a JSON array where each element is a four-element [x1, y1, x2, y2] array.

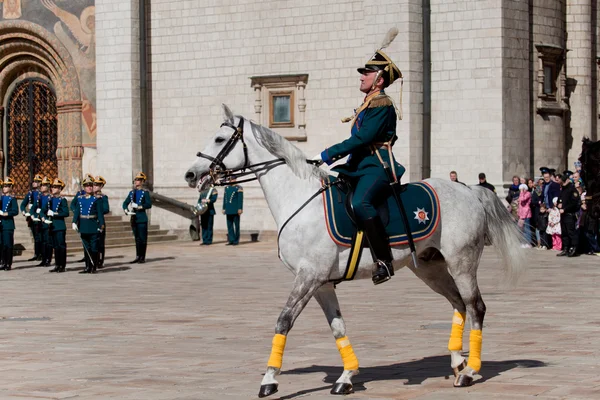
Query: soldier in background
[[222, 179, 243, 245], [72, 174, 93, 263], [0, 178, 19, 271], [556, 172, 581, 257], [198, 185, 218, 245], [73, 176, 105, 274], [37, 177, 54, 267], [94, 176, 110, 267], [123, 172, 152, 264], [20, 174, 43, 261], [43, 179, 69, 273]]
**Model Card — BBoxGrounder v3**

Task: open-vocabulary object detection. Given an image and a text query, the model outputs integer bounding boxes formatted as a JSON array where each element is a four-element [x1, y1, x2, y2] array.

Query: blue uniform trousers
[[2, 228, 14, 267], [350, 175, 390, 221], [226, 214, 240, 244], [132, 221, 148, 258], [201, 214, 214, 244], [41, 225, 53, 263]]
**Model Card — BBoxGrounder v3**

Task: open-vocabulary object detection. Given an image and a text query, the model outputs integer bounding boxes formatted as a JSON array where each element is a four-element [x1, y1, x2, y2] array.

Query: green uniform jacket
[[198, 188, 218, 215], [123, 189, 152, 223], [42, 197, 70, 231], [70, 190, 85, 212], [0, 196, 19, 230], [20, 190, 42, 213], [96, 194, 110, 215], [223, 185, 243, 215], [321, 92, 405, 180], [73, 195, 106, 234]]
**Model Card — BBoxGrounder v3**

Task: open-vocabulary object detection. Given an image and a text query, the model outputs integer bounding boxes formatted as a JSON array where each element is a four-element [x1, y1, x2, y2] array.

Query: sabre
[[76, 228, 94, 268], [381, 161, 419, 269]]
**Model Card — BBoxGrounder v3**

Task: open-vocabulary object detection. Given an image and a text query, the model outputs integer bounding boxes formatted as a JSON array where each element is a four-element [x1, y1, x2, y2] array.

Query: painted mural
[[0, 0, 96, 145]]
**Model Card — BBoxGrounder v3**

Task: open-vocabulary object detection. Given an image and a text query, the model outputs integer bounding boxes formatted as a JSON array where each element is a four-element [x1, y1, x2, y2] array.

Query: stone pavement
[[1, 240, 600, 400]]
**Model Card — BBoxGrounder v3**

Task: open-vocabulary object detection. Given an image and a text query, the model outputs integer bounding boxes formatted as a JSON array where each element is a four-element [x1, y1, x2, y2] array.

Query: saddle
[[322, 176, 440, 248]]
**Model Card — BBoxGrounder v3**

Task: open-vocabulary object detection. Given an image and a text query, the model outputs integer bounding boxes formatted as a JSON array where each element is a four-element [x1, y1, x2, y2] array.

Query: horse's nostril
[[185, 171, 196, 181]]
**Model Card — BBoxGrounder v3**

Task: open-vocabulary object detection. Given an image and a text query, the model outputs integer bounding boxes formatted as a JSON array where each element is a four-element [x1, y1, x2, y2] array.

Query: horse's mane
[[250, 120, 328, 180]]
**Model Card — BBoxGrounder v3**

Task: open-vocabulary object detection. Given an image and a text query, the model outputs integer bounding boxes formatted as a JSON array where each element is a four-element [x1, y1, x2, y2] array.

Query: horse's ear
[[222, 104, 234, 124]]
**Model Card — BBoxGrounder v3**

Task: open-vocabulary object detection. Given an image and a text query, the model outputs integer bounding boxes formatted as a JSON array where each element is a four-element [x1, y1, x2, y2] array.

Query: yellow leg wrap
[[336, 336, 359, 371], [467, 329, 482, 372], [448, 311, 466, 352], [267, 334, 287, 369]]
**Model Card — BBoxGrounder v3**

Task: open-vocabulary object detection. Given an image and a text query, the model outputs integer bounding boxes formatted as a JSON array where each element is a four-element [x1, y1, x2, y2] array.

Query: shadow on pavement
[[279, 355, 547, 398]]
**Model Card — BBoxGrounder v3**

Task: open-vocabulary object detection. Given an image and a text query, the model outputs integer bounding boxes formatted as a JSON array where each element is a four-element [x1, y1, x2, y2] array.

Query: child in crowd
[[546, 197, 562, 251]]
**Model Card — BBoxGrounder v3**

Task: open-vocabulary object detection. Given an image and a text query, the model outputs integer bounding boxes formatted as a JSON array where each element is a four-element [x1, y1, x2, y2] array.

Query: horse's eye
[[215, 137, 225, 144]]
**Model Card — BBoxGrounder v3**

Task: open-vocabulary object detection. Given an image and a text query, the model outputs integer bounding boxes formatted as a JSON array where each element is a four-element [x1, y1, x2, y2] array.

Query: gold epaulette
[[368, 94, 393, 108]]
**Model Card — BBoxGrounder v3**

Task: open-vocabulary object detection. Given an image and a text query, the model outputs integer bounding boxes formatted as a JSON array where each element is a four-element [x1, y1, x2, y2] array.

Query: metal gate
[[6, 79, 58, 197]]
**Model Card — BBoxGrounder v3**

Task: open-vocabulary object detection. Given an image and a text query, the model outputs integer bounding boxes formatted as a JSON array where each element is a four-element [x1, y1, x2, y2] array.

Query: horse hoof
[[453, 374, 473, 387], [258, 383, 278, 398], [452, 360, 467, 377], [331, 382, 354, 395]]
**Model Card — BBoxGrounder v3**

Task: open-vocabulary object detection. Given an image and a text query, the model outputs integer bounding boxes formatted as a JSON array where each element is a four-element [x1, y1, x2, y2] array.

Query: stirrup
[[372, 260, 392, 285]]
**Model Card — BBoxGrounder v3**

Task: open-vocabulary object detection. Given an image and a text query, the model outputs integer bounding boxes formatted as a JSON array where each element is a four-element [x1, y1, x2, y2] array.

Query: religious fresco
[[0, 0, 96, 145]]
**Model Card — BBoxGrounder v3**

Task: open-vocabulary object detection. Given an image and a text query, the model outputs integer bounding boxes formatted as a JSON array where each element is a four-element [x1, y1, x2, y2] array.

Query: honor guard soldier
[[314, 31, 405, 285], [198, 185, 218, 245], [37, 177, 54, 266], [222, 179, 243, 245], [556, 172, 581, 257], [93, 176, 110, 267], [73, 176, 105, 274], [43, 179, 69, 273], [122, 172, 152, 263], [0, 178, 19, 270], [20, 174, 44, 261], [72, 174, 93, 263]]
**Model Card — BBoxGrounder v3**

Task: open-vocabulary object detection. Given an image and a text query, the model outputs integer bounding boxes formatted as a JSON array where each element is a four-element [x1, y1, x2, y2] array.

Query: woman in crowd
[[517, 183, 532, 248]]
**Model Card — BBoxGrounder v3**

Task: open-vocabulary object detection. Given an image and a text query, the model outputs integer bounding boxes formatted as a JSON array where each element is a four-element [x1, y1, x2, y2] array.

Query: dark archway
[[6, 78, 58, 196]]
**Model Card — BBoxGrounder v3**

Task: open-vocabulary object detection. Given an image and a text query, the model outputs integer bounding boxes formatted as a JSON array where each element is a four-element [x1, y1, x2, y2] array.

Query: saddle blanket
[[322, 178, 440, 247]]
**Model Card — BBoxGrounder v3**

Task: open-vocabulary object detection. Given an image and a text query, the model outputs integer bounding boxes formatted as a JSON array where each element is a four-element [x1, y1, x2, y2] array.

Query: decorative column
[[56, 101, 83, 195], [0, 106, 4, 179], [297, 81, 307, 136], [253, 83, 262, 122]]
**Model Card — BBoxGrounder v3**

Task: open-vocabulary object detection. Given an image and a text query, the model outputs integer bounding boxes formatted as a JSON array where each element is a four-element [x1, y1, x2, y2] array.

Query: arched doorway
[[6, 79, 58, 196]]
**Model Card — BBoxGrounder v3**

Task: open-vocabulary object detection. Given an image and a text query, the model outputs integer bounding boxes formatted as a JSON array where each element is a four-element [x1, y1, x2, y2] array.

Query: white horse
[[185, 105, 524, 398]]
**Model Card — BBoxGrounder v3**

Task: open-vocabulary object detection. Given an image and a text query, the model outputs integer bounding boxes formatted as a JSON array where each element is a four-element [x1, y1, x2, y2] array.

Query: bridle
[[196, 117, 320, 186]]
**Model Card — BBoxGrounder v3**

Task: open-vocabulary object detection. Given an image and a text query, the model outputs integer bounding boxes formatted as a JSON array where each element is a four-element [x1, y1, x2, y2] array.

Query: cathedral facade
[[1, 0, 598, 233]]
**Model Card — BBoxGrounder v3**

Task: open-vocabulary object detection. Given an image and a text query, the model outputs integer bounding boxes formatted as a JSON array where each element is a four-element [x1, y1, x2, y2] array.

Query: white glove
[[25, 212, 31, 217], [0, 211, 5, 216], [44, 219, 52, 225], [72, 223, 78, 232], [36, 208, 41, 214], [131, 202, 139, 208], [126, 211, 136, 216], [32, 217, 41, 222], [21, 210, 26, 216], [311, 153, 324, 166], [47, 210, 54, 217]]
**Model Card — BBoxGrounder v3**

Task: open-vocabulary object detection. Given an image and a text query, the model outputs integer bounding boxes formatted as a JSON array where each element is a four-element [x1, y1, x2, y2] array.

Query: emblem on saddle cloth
[[322, 177, 440, 280]]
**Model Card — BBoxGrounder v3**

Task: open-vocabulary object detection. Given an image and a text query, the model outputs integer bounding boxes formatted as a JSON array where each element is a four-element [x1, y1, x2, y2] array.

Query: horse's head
[[579, 138, 600, 218], [185, 104, 249, 191]]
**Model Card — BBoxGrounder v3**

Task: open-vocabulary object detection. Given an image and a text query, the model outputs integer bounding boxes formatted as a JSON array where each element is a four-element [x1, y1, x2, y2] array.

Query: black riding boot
[[0, 247, 5, 270], [80, 252, 91, 274], [362, 217, 394, 285], [567, 247, 579, 257], [90, 252, 98, 274], [138, 244, 146, 264]]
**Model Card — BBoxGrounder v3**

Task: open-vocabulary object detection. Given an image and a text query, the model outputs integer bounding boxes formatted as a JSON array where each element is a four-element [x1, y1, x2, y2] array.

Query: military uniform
[[123, 172, 152, 263], [223, 184, 243, 245], [319, 47, 404, 285], [557, 179, 581, 257], [0, 178, 19, 270], [37, 177, 54, 266], [70, 174, 94, 213], [198, 187, 218, 245], [20, 174, 43, 261], [94, 176, 110, 267], [73, 177, 105, 274], [43, 179, 70, 273]]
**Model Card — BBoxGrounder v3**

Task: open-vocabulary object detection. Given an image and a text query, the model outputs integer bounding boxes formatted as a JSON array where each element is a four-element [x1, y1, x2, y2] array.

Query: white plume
[[379, 27, 399, 50]]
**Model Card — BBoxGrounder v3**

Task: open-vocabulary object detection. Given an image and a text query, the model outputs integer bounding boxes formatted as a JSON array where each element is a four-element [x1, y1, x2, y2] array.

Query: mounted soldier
[[314, 29, 405, 285]]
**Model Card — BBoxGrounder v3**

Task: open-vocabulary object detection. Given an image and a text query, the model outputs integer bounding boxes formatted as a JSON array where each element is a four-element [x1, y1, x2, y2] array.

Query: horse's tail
[[472, 186, 526, 287]]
